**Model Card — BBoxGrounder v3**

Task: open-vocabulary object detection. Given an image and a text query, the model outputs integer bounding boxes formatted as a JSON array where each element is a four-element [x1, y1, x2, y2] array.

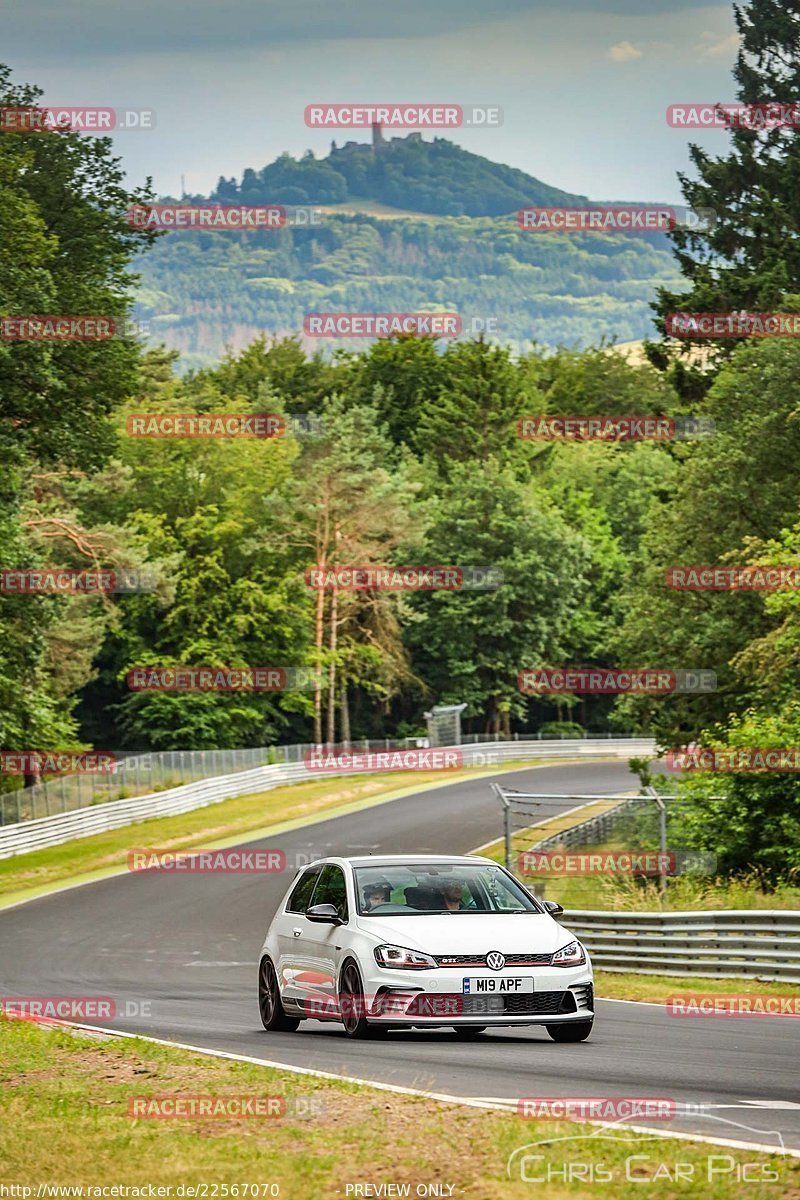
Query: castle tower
[[372, 121, 385, 152]]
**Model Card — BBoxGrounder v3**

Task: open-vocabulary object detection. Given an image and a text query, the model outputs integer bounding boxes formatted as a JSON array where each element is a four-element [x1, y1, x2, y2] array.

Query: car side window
[[310, 865, 349, 922], [286, 867, 321, 914]]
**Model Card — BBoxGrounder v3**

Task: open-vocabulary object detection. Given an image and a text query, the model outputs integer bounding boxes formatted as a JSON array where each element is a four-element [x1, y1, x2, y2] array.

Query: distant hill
[[134, 135, 685, 370], [210, 134, 589, 218], [135, 210, 683, 372]]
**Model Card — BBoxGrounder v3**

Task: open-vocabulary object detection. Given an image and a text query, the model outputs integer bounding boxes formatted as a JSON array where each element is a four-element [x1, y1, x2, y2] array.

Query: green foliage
[[651, 0, 800, 384], [671, 704, 800, 883], [405, 460, 591, 734], [538, 721, 585, 739], [134, 210, 683, 368], [615, 339, 800, 742], [0, 64, 154, 766]]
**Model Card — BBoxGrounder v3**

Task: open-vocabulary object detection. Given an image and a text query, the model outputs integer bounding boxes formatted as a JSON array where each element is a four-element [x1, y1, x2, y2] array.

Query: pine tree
[[651, 1, 800, 380]]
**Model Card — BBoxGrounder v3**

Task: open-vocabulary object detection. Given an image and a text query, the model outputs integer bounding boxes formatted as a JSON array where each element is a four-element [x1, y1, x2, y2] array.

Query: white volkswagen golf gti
[[257, 854, 594, 1040]]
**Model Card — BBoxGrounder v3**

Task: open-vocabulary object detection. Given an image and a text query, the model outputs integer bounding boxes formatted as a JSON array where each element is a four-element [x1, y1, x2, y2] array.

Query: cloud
[[608, 40, 643, 62], [2, 0, 734, 62], [698, 31, 740, 59]]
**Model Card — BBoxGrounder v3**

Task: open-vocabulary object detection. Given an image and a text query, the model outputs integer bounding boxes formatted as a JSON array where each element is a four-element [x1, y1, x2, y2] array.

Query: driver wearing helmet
[[362, 881, 392, 911]]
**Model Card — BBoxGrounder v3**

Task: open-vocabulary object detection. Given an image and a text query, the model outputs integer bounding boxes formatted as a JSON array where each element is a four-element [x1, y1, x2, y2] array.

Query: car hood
[[353, 913, 575, 954]]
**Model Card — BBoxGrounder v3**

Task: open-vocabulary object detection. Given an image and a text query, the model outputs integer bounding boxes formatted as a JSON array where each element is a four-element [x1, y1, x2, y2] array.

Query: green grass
[[595, 970, 800, 1003], [0, 1015, 795, 1198]]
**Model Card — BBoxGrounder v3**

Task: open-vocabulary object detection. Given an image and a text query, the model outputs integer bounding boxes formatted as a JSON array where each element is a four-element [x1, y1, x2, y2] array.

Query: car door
[[275, 865, 322, 1006], [301, 864, 350, 1013]]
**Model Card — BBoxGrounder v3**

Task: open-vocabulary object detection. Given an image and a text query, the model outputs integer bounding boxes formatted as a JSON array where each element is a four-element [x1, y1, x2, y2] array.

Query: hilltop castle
[[333, 124, 423, 154]]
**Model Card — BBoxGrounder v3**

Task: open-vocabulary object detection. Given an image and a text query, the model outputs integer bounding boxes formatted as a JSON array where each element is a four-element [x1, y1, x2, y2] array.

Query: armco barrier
[[568, 909, 800, 984], [0, 738, 655, 860]]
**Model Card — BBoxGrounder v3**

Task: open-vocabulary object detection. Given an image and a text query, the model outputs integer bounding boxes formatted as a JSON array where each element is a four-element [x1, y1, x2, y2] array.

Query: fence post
[[645, 786, 669, 902], [492, 784, 512, 871]]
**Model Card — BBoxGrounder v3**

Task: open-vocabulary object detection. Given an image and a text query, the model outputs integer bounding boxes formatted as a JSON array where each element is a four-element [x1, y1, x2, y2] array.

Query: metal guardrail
[[567, 909, 800, 984], [0, 738, 655, 860]]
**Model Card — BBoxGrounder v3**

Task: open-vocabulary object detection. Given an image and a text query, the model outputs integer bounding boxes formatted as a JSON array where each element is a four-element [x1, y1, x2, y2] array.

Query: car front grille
[[432, 952, 553, 967], [405, 990, 577, 1018], [462, 990, 577, 1016]]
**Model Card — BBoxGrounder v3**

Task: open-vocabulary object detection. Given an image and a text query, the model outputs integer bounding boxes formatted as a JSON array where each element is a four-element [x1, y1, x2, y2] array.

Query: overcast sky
[[3, 0, 740, 202]]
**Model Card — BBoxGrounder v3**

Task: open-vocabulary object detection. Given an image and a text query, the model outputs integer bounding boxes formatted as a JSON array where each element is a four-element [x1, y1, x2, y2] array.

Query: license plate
[[462, 976, 534, 994]]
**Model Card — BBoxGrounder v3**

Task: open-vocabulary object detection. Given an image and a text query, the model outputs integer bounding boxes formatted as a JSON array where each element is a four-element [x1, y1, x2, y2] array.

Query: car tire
[[340, 959, 383, 1039], [452, 1026, 487, 1038], [546, 1019, 593, 1042], [258, 957, 300, 1032]]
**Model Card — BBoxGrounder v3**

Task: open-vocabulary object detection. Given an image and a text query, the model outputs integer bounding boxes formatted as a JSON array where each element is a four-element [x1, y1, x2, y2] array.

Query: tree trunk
[[313, 582, 325, 745], [340, 680, 351, 747], [313, 497, 330, 745], [326, 584, 338, 746]]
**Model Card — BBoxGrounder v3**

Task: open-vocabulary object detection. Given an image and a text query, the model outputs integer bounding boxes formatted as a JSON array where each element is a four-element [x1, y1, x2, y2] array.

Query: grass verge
[[594, 970, 800, 1003], [0, 1015, 795, 1199]]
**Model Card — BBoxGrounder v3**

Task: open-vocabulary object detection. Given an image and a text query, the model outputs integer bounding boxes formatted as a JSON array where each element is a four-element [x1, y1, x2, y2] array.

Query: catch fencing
[[0, 737, 654, 859], [494, 785, 800, 983], [0, 731, 644, 827]]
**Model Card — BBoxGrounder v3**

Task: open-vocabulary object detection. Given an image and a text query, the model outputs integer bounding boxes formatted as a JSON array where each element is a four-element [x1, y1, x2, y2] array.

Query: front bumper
[[358, 964, 594, 1027]]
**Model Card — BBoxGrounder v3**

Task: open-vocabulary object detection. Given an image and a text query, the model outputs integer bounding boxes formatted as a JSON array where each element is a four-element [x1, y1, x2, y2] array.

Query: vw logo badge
[[487, 951, 505, 971]]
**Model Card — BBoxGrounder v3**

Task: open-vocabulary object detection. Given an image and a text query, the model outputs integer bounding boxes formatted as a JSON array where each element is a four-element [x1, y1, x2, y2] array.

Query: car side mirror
[[543, 900, 564, 918], [306, 903, 343, 924]]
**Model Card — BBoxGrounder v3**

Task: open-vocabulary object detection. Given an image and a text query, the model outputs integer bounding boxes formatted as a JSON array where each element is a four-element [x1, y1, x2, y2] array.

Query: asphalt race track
[[1, 761, 798, 1154]]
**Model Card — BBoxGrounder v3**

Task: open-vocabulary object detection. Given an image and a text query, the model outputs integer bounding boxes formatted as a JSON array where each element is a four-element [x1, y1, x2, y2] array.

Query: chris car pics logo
[[507, 1114, 784, 1185]]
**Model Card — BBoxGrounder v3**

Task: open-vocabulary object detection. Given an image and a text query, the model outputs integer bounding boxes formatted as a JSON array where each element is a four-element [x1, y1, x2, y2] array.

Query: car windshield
[[354, 862, 542, 916]]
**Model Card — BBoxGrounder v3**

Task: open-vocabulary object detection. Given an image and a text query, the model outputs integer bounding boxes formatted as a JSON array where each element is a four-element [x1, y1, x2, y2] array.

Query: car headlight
[[374, 944, 437, 970], [552, 940, 586, 967]]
